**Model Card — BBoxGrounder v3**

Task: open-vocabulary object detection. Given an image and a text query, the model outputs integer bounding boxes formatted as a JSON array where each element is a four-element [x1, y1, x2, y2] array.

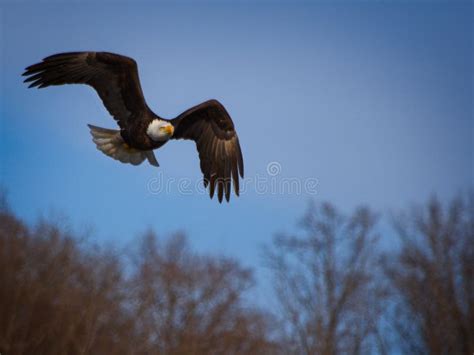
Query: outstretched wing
[[171, 100, 244, 203], [22, 51, 151, 129]]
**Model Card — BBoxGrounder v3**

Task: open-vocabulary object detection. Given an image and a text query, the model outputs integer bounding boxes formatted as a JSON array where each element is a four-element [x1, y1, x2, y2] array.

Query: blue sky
[[1, 1, 472, 303]]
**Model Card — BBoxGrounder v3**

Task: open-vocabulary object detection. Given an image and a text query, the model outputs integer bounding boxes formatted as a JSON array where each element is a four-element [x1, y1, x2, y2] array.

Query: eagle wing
[[22, 51, 151, 129], [171, 100, 244, 203]]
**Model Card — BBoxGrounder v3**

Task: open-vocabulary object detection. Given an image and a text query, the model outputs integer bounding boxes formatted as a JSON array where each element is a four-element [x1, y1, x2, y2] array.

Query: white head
[[147, 119, 174, 141]]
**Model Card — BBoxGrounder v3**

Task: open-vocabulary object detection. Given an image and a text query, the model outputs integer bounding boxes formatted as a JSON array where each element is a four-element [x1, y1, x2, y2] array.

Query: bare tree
[[0, 208, 134, 355], [384, 195, 474, 354], [128, 231, 278, 355], [264, 202, 387, 355], [0, 198, 277, 355], [9, 190, 472, 355]]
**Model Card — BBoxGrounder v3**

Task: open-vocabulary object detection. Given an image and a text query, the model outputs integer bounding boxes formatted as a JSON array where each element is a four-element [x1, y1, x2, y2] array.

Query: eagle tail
[[88, 124, 159, 167]]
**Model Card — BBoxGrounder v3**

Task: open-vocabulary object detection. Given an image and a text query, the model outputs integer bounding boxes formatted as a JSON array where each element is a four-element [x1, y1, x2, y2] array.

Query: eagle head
[[147, 119, 174, 141]]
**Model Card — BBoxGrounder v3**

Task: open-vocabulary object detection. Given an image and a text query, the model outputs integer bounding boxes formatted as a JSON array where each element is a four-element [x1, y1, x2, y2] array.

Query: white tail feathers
[[88, 124, 159, 167]]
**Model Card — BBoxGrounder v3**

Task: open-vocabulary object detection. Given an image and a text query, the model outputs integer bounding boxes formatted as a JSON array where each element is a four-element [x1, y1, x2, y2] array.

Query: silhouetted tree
[[384, 195, 474, 354], [264, 202, 387, 355]]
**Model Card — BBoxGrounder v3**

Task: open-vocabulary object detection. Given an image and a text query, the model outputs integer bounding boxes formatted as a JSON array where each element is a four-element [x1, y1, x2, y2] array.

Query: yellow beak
[[164, 125, 174, 136]]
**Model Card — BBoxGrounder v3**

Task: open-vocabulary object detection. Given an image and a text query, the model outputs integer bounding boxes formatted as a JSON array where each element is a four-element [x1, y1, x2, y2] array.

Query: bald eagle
[[22, 52, 244, 202]]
